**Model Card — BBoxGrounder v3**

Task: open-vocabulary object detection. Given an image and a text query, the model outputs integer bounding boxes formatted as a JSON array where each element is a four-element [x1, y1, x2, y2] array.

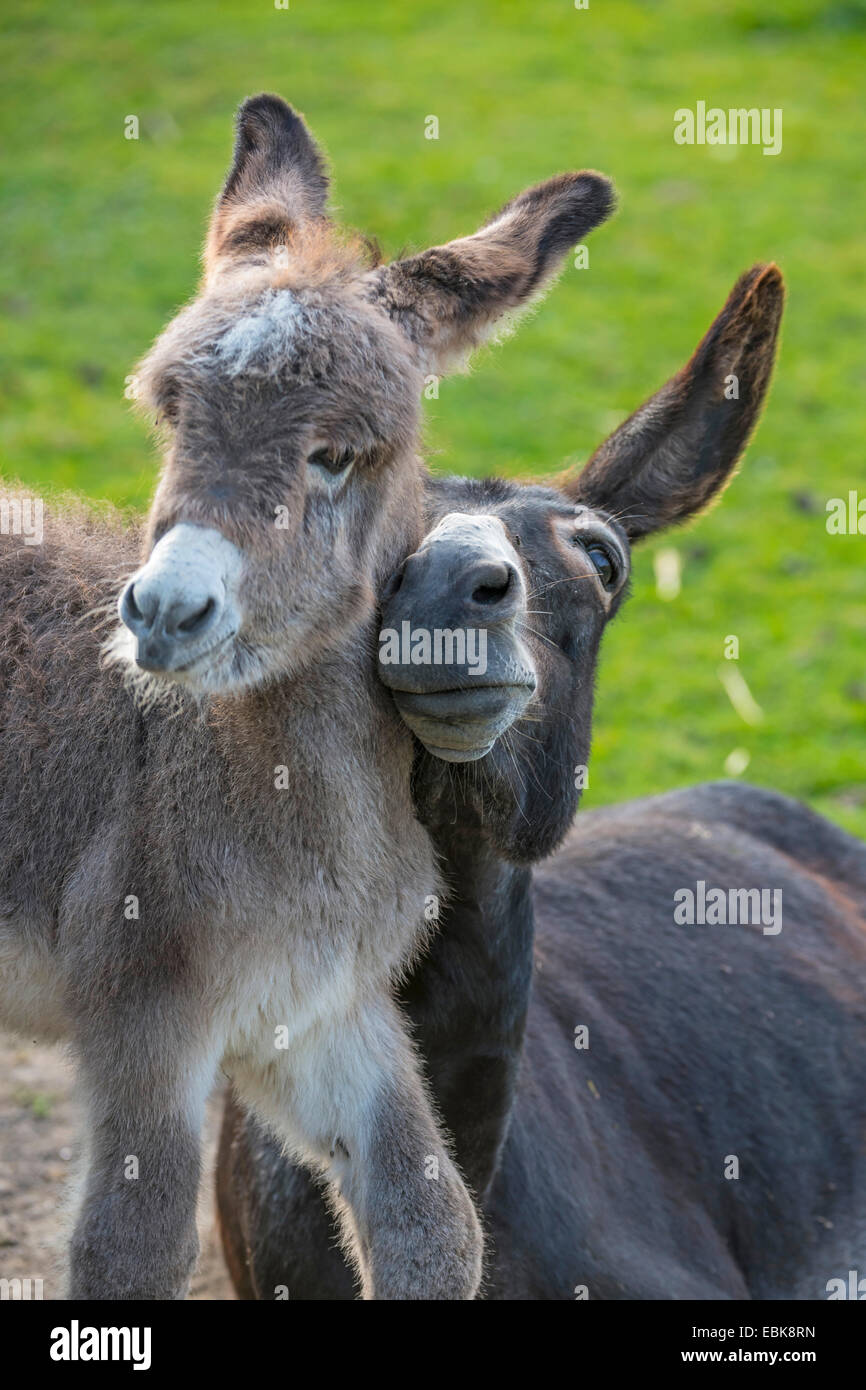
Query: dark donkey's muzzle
[[378, 513, 537, 762]]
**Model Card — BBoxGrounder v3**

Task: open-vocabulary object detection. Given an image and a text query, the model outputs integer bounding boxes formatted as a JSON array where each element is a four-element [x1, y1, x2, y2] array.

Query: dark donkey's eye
[[581, 540, 618, 592], [308, 444, 357, 477]]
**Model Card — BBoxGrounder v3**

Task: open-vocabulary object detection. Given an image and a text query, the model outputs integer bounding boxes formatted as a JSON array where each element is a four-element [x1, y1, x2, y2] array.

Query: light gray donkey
[[0, 95, 614, 1298]]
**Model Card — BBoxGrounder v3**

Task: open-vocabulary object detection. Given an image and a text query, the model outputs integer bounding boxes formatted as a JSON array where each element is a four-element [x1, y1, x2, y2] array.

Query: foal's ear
[[366, 173, 615, 375], [205, 94, 330, 270], [566, 264, 784, 539]]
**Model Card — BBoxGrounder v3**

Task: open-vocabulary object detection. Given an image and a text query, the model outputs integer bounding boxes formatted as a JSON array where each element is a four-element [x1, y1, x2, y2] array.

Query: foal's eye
[[308, 444, 357, 477], [582, 541, 618, 592]]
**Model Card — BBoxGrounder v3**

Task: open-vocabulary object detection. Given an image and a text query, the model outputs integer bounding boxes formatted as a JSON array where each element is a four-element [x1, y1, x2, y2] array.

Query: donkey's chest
[[217, 771, 438, 1050], [237, 765, 436, 937], [221, 859, 432, 1059]]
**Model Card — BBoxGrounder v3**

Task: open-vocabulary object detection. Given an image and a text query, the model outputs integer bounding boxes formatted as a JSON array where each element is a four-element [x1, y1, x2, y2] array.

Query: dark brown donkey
[[218, 267, 866, 1299], [0, 95, 615, 1298]]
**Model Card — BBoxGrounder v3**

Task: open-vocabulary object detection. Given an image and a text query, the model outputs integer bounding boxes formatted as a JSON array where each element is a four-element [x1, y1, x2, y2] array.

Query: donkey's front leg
[[333, 1061, 484, 1302], [69, 1015, 219, 1300], [242, 997, 483, 1300]]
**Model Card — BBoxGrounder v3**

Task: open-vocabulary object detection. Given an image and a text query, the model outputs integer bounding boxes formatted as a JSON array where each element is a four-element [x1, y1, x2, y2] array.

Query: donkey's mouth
[[136, 628, 237, 679], [391, 682, 535, 762], [172, 630, 238, 675]]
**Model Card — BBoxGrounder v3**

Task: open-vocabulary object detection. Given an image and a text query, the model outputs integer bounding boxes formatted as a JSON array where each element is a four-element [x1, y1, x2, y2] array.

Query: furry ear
[[565, 264, 785, 539], [205, 94, 330, 272], [365, 172, 615, 375]]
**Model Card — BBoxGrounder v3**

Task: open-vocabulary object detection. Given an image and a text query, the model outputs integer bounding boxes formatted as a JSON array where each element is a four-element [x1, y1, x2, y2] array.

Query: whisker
[[517, 621, 559, 652], [509, 724, 543, 748], [527, 573, 600, 600], [499, 732, 530, 824]]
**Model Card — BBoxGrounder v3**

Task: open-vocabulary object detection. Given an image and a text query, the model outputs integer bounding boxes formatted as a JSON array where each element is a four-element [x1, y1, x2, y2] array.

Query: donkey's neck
[[199, 632, 427, 892], [400, 787, 534, 1199]]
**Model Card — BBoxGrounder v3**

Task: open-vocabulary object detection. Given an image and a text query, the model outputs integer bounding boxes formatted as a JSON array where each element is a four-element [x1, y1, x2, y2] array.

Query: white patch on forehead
[[213, 288, 311, 376], [423, 512, 514, 564]]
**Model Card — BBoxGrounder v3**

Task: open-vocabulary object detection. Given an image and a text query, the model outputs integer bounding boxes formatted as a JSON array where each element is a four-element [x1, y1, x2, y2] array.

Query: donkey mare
[[218, 265, 866, 1299], [0, 95, 616, 1298]]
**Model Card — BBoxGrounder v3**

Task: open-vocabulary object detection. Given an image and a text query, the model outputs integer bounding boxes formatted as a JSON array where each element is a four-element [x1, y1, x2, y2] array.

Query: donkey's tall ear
[[205, 94, 329, 272], [565, 264, 784, 539], [366, 173, 615, 375]]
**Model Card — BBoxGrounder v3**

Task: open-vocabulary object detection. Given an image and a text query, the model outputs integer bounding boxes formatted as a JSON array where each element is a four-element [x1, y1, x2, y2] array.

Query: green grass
[[12, 1087, 55, 1120], [1, 0, 864, 834]]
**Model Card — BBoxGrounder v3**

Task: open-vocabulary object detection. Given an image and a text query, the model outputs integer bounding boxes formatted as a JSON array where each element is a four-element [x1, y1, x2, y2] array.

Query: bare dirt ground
[[0, 1030, 234, 1299]]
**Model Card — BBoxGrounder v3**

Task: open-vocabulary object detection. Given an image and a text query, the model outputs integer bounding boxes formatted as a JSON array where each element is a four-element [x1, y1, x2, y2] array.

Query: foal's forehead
[[210, 286, 315, 377], [134, 267, 420, 415]]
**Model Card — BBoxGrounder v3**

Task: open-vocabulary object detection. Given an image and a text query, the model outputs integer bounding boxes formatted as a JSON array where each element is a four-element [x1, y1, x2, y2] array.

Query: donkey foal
[[0, 94, 614, 1299]]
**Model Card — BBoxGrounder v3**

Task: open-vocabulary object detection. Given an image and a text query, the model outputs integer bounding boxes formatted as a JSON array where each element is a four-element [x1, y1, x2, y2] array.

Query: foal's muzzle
[[118, 524, 242, 677]]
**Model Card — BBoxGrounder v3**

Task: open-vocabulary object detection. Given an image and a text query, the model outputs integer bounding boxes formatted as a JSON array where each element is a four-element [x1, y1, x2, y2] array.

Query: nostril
[[472, 580, 510, 604], [123, 585, 142, 623], [176, 597, 216, 636], [471, 562, 513, 607], [119, 581, 149, 634]]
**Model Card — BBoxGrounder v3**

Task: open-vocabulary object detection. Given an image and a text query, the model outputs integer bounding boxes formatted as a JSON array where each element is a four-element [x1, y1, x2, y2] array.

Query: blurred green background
[[1, 0, 864, 832]]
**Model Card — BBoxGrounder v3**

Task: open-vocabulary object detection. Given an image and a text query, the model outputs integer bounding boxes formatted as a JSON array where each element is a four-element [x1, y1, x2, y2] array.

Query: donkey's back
[[0, 498, 141, 1037], [486, 783, 866, 1299]]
